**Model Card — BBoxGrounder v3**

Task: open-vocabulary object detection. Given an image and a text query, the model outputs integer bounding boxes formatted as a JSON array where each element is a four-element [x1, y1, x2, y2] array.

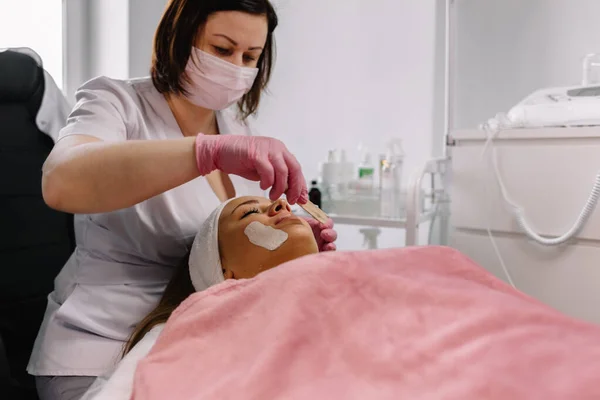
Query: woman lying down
[[84, 196, 600, 400]]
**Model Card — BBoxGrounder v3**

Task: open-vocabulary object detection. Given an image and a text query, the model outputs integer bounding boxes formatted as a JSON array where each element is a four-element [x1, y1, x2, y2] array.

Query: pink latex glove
[[195, 134, 308, 204], [303, 217, 338, 252]]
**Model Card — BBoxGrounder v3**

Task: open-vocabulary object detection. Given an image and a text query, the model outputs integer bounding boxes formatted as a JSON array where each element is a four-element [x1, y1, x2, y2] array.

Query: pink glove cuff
[[194, 134, 220, 176], [303, 217, 338, 252]]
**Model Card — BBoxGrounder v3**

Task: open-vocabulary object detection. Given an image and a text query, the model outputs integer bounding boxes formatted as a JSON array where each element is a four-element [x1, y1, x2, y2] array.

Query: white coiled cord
[[481, 114, 600, 246]]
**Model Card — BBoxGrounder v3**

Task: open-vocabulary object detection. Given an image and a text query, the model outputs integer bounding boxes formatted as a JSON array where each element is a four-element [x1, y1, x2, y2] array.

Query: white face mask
[[183, 47, 259, 110]]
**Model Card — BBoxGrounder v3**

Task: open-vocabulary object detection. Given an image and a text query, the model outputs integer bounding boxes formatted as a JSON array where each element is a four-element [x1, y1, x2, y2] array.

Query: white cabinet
[[449, 127, 600, 324]]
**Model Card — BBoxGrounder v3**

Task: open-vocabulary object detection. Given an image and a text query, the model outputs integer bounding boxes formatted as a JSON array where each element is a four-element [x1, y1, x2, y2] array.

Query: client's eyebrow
[[230, 199, 260, 216]]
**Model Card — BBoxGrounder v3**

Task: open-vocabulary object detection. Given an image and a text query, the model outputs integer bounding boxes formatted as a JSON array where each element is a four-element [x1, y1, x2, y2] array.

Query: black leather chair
[[0, 49, 75, 400]]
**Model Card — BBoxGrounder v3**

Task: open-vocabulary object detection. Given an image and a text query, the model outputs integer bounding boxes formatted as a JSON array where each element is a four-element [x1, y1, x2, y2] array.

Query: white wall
[[0, 0, 63, 88], [256, 0, 437, 183], [254, 0, 440, 249], [64, 0, 167, 98], [64, 1, 88, 98], [129, 0, 167, 78], [88, 0, 130, 80], [453, 0, 600, 130]]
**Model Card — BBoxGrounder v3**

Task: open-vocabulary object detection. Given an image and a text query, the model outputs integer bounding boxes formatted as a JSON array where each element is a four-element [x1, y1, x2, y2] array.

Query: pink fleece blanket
[[131, 247, 600, 400]]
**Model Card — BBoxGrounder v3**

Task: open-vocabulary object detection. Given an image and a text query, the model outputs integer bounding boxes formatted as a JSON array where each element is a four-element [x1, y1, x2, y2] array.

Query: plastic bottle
[[357, 152, 375, 189], [321, 150, 339, 193], [321, 150, 340, 213], [343, 148, 379, 218], [308, 180, 322, 209], [379, 139, 405, 219], [339, 149, 355, 194], [379, 155, 394, 217]]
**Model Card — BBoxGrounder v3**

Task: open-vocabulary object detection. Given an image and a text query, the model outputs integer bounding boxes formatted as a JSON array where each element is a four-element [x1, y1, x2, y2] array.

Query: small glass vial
[[308, 180, 322, 209]]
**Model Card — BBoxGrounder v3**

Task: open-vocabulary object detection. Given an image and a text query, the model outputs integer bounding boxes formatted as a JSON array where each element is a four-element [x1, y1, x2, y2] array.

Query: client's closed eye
[[241, 208, 260, 219]]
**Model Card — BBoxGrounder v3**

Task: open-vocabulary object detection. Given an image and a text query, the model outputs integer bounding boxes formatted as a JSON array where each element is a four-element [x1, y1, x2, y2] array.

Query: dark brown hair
[[123, 252, 195, 355], [151, 0, 278, 119]]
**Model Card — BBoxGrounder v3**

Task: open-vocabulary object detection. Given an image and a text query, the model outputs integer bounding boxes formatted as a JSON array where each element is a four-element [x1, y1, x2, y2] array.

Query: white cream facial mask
[[244, 221, 288, 251]]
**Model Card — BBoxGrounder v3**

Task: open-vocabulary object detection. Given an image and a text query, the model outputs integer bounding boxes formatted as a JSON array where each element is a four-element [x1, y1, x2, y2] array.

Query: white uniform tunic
[[27, 76, 262, 376]]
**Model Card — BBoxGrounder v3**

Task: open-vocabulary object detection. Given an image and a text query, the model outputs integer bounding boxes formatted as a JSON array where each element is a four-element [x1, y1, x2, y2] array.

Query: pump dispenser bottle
[[379, 139, 405, 218]]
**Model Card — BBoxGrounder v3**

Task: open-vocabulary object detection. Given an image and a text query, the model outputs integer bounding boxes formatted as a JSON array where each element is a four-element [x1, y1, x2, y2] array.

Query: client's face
[[218, 196, 319, 279]]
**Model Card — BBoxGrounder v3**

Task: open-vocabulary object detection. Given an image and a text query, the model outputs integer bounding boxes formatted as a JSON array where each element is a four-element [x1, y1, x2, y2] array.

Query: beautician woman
[[27, 1, 337, 399]]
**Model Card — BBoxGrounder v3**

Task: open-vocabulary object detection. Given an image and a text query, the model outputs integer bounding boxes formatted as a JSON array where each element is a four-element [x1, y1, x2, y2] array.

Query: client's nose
[[268, 198, 291, 216]]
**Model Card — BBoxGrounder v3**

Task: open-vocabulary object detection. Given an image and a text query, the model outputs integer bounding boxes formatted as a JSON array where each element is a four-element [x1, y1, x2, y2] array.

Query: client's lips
[[275, 214, 301, 226]]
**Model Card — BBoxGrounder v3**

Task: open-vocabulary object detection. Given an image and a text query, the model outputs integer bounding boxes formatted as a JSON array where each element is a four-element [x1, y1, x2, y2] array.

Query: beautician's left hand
[[303, 217, 337, 252]]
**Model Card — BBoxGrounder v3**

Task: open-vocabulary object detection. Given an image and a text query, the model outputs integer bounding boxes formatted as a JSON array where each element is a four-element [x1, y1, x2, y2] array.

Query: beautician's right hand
[[195, 134, 308, 204]]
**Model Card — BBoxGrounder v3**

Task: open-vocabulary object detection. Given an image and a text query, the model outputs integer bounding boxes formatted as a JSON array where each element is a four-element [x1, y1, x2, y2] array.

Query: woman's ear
[[222, 268, 234, 280]]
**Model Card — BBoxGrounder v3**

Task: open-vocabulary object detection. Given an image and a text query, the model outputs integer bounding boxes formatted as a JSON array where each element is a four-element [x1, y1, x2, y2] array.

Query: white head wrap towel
[[189, 199, 235, 292]]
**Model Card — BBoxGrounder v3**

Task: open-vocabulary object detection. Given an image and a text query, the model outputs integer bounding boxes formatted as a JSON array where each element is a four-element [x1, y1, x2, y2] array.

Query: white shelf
[[451, 127, 600, 141], [292, 156, 450, 247], [327, 210, 436, 229], [293, 207, 435, 229]]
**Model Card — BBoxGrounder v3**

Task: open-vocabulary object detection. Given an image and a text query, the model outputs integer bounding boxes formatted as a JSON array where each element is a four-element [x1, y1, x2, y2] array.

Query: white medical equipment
[[481, 94, 600, 287], [481, 87, 600, 246], [476, 83, 600, 289], [582, 53, 600, 86], [500, 85, 600, 129]]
